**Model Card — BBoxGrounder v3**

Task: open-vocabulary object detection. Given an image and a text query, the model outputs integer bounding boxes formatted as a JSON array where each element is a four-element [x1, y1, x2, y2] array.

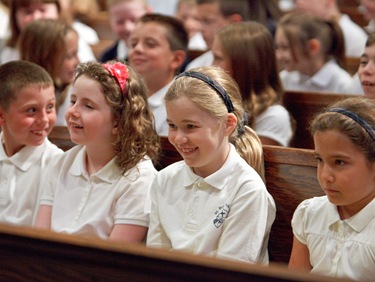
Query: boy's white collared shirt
[[0, 133, 63, 226]]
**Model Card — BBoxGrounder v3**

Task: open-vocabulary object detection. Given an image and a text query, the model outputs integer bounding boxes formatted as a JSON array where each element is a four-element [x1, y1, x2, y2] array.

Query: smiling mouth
[[179, 147, 197, 153], [31, 130, 46, 135], [362, 81, 375, 86]]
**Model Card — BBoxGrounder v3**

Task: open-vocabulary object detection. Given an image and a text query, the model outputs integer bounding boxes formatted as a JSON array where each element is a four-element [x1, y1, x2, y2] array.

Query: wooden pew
[[344, 56, 360, 76], [263, 145, 322, 264], [283, 91, 358, 149], [48, 126, 76, 151], [0, 223, 350, 281]]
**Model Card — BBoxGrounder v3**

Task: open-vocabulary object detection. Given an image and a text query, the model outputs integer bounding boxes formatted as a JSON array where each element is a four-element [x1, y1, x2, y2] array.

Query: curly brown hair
[[75, 60, 160, 174]]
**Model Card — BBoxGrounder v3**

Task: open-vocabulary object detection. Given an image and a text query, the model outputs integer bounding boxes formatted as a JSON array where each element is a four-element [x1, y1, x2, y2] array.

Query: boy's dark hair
[[137, 13, 188, 52], [197, 0, 251, 21], [0, 60, 53, 110]]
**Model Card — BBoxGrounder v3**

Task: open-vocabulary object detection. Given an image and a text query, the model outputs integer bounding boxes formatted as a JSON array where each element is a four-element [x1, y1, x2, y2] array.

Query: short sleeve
[[291, 198, 312, 245]]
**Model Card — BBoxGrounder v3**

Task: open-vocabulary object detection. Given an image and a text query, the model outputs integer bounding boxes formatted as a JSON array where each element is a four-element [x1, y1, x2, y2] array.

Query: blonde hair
[[75, 60, 160, 173], [165, 66, 265, 180]]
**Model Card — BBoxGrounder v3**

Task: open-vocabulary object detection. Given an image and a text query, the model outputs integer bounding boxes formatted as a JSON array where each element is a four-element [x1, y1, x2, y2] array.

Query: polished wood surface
[[283, 91, 358, 149], [0, 223, 350, 281]]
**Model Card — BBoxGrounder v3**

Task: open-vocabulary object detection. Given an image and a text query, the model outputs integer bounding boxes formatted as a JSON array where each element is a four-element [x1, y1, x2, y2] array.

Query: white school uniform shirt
[[292, 196, 375, 282], [280, 60, 356, 94], [255, 104, 293, 147], [339, 14, 368, 57], [40, 145, 156, 239], [147, 144, 276, 263], [55, 85, 73, 126], [148, 80, 173, 136], [0, 134, 63, 226], [185, 50, 213, 70]]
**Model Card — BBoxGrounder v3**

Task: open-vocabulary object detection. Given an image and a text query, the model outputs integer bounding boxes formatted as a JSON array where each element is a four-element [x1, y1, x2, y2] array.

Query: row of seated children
[[0, 59, 275, 262], [1, 58, 375, 281]]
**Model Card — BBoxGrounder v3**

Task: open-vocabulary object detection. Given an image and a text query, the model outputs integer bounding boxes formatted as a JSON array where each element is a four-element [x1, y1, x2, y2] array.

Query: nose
[[362, 60, 375, 75], [36, 109, 49, 125], [318, 163, 334, 184], [176, 129, 188, 144]]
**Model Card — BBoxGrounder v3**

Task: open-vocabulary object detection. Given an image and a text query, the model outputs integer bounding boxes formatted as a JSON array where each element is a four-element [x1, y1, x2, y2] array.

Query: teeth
[[181, 148, 196, 153]]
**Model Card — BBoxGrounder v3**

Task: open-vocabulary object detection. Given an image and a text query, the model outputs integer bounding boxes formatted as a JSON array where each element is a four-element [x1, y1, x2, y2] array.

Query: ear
[[224, 113, 237, 136], [0, 107, 6, 126], [307, 39, 321, 56], [111, 118, 119, 135], [170, 50, 186, 71]]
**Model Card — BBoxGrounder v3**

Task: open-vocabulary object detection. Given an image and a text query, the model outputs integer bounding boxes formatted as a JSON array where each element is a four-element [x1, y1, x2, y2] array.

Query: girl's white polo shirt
[[40, 145, 156, 239], [147, 144, 276, 263]]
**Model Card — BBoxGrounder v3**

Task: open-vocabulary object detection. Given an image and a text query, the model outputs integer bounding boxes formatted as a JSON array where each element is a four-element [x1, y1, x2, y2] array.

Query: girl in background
[[358, 32, 375, 99], [212, 21, 293, 146], [275, 10, 356, 94], [18, 19, 79, 126]]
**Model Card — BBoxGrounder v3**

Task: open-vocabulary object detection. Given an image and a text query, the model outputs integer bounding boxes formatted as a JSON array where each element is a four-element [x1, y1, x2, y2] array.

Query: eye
[[86, 104, 94, 109], [47, 103, 55, 112], [27, 107, 36, 114], [334, 159, 345, 166], [168, 123, 177, 129], [187, 124, 197, 129], [315, 156, 323, 164]]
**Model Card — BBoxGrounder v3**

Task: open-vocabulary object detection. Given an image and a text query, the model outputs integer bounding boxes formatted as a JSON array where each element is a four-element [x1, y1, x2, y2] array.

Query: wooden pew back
[[48, 126, 76, 151], [283, 91, 357, 149], [0, 223, 349, 281], [263, 145, 323, 264]]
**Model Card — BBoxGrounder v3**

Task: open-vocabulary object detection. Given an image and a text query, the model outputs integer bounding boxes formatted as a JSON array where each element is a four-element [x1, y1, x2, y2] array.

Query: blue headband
[[329, 108, 375, 142], [176, 71, 234, 113]]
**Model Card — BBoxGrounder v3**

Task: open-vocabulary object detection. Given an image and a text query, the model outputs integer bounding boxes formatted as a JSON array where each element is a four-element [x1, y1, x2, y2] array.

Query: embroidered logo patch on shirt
[[213, 204, 230, 228]]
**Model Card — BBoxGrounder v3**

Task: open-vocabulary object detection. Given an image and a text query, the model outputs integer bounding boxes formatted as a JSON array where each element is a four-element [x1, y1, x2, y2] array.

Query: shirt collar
[[182, 144, 239, 190], [69, 146, 121, 183], [300, 59, 336, 88], [327, 197, 375, 232], [0, 132, 50, 171], [148, 80, 174, 108]]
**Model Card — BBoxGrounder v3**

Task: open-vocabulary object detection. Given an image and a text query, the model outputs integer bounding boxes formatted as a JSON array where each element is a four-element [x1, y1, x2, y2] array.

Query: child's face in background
[[360, 0, 375, 21], [275, 27, 296, 72], [59, 29, 79, 85], [0, 85, 56, 156], [128, 22, 180, 85], [211, 37, 232, 74], [108, 0, 148, 45], [358, 43, 375, 99], [314, 129, 375, 216], [197, 2, 230, 49], [16, 2, 59, 31], [275, 27, 311, 74], [175, 2, 202, 38], [166, 95, 231, 178], [66, 75, 117, 148]]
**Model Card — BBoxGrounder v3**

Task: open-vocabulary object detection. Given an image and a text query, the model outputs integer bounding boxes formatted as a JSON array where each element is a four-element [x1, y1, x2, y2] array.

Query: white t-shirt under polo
[[148, 80, 173, 136], [147, 144, 276, 263], [0, 134, 63, 226], [292, 196, 375, 282], [40, 145, 156, 239], [255, 104, 293, 147]]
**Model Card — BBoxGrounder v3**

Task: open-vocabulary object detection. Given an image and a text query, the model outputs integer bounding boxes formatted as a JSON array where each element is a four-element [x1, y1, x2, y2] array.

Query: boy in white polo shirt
[[0, 60, 63, 226]]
